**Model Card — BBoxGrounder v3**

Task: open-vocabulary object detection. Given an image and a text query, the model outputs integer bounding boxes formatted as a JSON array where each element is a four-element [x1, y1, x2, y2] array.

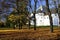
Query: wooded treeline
[[0, 0, 60, 32]]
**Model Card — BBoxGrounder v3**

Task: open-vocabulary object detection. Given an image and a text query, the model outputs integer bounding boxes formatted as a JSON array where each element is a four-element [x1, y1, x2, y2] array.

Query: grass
[[0, 26, 60, 40], [0, 26, 58, 30]]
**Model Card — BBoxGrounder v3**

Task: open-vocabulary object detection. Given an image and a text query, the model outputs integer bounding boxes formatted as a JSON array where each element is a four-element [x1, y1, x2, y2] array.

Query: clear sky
[[0, 0, 58, 14], [31, 0, 58, 9], [0, 0, 59, 14]]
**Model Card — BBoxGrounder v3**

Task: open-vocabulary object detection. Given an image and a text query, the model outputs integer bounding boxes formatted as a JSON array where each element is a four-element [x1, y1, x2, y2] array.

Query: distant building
[[30, 6, 59, 26], [30, 13, 59, 26]]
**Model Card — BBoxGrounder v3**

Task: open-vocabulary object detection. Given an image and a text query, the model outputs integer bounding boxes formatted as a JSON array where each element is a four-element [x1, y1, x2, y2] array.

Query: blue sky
[[0, 0, 58, 14], [0, 0, 59, 14], [28, 0, 46, 12], [28, 0, 60, 14], [31, 0, 59, 9]]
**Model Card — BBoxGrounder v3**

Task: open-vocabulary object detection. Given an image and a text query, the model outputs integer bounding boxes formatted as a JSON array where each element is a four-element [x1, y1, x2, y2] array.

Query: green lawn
[[0, 26, 59, 30]]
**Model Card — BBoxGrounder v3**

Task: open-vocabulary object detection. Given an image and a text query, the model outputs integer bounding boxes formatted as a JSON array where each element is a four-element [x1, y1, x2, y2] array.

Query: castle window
[[47, 17, 48, 19], [41, 17, 42, 18], [44, 17, 46, 19], [40, 20, 42, 22]]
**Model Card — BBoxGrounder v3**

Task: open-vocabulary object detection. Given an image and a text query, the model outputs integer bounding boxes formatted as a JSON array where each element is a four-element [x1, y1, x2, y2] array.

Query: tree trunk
[[16, 0, 21, 29], [20, 22, 22, 29], [34, 12, 36, 30], [58, 4, 60, 26], [34, 0, 37, 30], [29, 18, 30, 29], [46, 0, 53, 32], [18, 19, 21, 29], [58, 0, 60, 26]]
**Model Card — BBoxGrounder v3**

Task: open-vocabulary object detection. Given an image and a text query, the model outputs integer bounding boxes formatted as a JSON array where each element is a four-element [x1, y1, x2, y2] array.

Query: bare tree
[[58, 0, 60, 26], [16, 0, 21, 29], [28, 0, 32, 29], [53, 0, 58, 13], [46, 0, 53, 32], [33, 0, 38, 30]]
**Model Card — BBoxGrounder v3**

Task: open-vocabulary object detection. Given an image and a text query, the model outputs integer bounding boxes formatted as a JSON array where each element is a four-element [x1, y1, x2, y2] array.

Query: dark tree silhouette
[[28, 0, 31, 29], [58, 0, 60, 25], [34, 0, 37, 30], [46, 0, 53, 32]]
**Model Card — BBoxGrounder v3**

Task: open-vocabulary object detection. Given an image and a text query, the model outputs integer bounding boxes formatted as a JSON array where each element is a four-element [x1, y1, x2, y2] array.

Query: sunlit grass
[[0, 26, 60, 40]]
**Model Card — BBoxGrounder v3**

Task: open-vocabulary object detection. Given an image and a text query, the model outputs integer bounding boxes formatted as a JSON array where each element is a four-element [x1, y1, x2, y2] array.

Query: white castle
[[30, 6, 59, 26]]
